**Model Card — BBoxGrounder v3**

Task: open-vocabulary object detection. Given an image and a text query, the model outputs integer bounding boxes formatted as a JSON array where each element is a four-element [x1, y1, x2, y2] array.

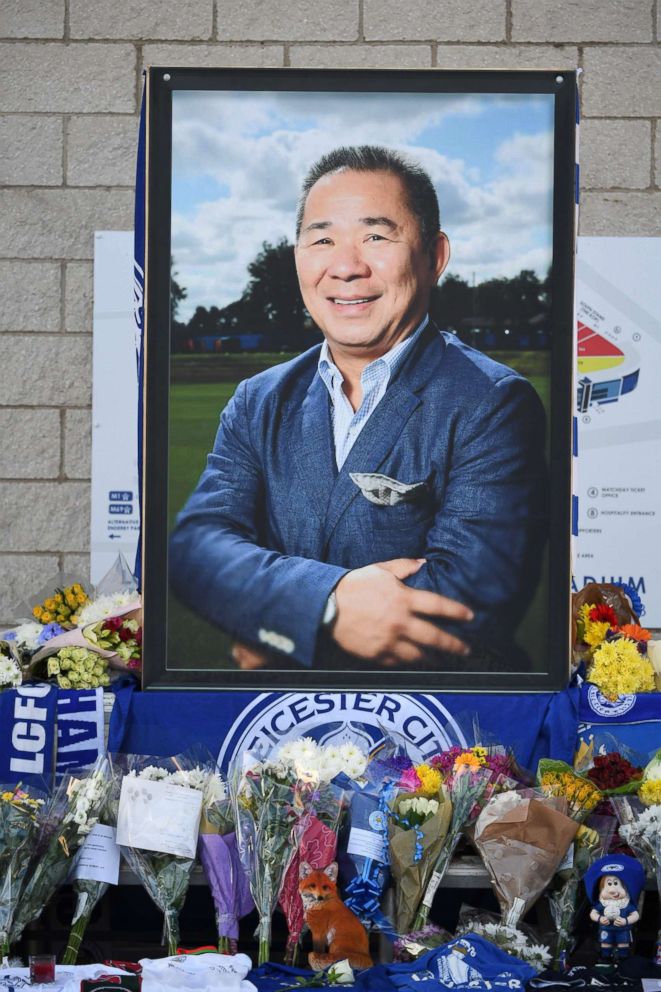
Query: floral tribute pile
[[0, 556, 142, 690], [4, 727, 661, 980]]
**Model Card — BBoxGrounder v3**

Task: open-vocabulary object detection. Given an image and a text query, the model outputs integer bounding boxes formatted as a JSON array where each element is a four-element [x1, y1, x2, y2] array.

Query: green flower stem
[[61, 911, 89, 965], [258, 916, 271, 965], [164, 909, 180, 957], [218, 935, 231, 954]]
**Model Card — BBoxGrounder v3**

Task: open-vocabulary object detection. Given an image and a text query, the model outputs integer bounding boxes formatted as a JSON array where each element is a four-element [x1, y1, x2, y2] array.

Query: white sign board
[[574, 237, 661, 624], [91, 231, 140, 584]]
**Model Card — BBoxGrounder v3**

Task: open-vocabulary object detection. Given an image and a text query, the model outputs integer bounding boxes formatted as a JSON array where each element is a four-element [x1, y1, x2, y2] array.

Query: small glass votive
[[29, 954, 56, 984]]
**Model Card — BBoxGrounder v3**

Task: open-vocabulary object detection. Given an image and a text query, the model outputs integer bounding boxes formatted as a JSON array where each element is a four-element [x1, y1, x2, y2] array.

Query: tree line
[[171, 239, 551, 353]]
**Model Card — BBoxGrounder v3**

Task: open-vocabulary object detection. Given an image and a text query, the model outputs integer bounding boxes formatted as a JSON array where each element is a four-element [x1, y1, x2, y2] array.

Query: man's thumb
[[375, 557, 426, 580]]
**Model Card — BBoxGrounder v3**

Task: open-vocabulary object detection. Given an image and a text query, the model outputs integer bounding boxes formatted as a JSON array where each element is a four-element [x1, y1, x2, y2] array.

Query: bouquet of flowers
[[456, 905, 552, 971], [473, 789, 579, 931], [0, 643, 22, 691], [276, 739, 360, 963], [114, 751, 212, 955], [430, 745, 521, 813], [536, 759, 601, 822], [388, 760, 452, 934], [545, 817, 614, 968], [231, 750, 309, 964], [585, 753, 644, 796], [61, 814, 121, 964], [198, 768, 253, 954], [9, 757, 112, 948], [412, 754, 492, 930], [0, 782, 47, 963], [575, 596, 654, 700], [45, 646, 111, 690]]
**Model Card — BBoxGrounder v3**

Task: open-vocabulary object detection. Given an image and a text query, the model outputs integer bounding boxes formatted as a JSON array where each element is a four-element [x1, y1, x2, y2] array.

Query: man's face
[[295, 169, 449, 359]]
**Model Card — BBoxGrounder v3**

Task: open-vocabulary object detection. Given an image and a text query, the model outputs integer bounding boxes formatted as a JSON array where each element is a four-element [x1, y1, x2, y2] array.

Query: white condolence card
[[116, 777, 203, 858], [73, 823, 121, 884]]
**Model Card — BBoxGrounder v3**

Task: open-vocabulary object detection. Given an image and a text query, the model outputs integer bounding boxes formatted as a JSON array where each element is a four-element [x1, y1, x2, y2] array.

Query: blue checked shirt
[[317, 316, 429, 469]]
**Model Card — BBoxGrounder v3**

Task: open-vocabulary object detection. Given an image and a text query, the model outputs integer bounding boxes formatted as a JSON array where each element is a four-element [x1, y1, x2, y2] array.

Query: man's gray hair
[[295, 145, 441, 247]]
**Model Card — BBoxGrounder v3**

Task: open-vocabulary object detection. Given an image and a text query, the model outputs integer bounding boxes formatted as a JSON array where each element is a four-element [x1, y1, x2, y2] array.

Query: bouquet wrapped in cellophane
[[9, 756, 113, 950], [388, 760, 452, 935], [231, 749, 310, 964], [545, 816, 614, 969], [198, 766, 253, 954], [474, 790, 579, 934], [411, 754, 493, 932], [275, 739, 359, 964], [113, 749, 213, 955], [61, 810, 121, 964], [456, 904, 552, 971], [536, 759, 601, 823], [0, 782, 48, 964]]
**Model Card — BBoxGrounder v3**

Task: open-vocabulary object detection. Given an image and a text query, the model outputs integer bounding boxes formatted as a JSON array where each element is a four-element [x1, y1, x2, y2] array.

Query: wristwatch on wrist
[[321, 590, 338, 629]]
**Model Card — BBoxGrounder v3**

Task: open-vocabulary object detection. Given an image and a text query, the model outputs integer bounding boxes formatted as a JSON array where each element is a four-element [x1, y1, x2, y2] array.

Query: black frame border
[[142, 67, 577, 692]]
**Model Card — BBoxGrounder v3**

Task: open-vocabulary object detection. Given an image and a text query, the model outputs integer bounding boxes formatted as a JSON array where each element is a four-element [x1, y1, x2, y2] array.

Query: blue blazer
[[169, 322, 548, 668]]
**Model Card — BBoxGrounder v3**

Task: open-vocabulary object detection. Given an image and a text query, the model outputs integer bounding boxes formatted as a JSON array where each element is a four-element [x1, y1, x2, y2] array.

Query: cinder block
[[1, 481, 90, 552], [512, 0, 652, 42], [64, 262, 93, 334], [0, 115, 62, 186], [290, 44, 432, 68], [67, 116, 139, 187], [61, 553, 91, 588], [580, 120, 651, 189], [142, 42, 283, 69], [1, 334, 91, 406], [0, 0, 64, 39], [436, 44, 578, 69], [582, 47, 661, 118], [0, 555, 61, 623], [0, 409, 60, 478], [364, 0, 506, 41], [64, 409, 91, 479], [0, 43, 135, 113], [580, 192, 661, 236], [70, 0, 212, 40], [0, 261, 61, 332], [217, 0, 359, 41], [0, 189, 134, 260]]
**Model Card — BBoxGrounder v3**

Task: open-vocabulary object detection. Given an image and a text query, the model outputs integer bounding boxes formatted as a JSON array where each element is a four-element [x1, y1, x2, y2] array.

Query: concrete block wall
[[1, 0, 659, 620]]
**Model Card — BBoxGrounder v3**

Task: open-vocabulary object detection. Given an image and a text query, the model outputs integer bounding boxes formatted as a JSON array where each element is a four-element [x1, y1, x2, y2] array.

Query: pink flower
[[398, 767, 422, 792]]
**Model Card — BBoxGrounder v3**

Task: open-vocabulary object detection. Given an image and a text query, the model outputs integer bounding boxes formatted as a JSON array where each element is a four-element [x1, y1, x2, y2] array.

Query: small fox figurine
[[299, 861, 373, 971]]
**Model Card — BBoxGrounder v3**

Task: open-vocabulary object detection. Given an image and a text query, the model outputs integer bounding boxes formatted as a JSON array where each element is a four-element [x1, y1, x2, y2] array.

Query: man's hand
[[231, 641, 269, 670], [332, 558, 473, 665]]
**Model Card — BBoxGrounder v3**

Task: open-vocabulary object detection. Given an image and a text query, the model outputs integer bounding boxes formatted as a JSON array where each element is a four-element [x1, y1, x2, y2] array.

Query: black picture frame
[[142, 66, 576, 692]]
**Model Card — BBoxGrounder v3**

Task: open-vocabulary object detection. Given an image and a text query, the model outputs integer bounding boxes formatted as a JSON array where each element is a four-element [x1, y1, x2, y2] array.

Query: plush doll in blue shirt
[[584, 855, 646, 964]]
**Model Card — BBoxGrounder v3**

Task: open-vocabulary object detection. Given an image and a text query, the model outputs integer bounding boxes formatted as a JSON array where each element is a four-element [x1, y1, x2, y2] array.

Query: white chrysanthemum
[[318, 747, 344, 783], [340, 745, 368, 778], [77, 591, 134, 627], [13, 622, 44, 651], [140, 765, 170, 782], [0, 655, 21, 688], [204, 774, 227, 804], [171, 767, 208, 791]]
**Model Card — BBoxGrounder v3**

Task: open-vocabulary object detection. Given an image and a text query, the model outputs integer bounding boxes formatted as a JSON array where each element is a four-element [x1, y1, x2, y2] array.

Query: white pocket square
[[350, 472, 427, 506]]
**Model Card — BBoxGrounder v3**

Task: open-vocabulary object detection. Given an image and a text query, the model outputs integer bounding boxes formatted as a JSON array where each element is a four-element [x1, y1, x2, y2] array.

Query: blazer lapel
[[289, 372, 337, 524]]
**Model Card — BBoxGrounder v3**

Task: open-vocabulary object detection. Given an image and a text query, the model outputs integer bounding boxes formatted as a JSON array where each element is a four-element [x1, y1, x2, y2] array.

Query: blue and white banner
[[107, 685, 580, 774], [577, 683, 661, 759], [0, 684, 57, 787], [56, 688, 105, 773]]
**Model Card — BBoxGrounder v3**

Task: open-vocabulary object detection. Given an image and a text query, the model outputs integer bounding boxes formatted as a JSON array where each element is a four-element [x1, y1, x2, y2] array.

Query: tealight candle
[[29, 953, 56, 984]]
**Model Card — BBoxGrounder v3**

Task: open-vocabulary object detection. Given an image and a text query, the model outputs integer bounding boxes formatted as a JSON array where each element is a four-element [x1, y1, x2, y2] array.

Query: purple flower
[[2, 630, 17, 641], [37, 622, 65, 646]]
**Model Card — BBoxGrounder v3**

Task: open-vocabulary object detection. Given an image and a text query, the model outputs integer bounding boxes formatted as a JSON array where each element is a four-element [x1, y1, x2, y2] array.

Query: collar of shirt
[[317, 315, 429, 469]]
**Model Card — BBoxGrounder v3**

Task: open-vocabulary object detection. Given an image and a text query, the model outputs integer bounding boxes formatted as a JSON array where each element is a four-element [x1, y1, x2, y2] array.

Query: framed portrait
[[142, 67, 577, 691]]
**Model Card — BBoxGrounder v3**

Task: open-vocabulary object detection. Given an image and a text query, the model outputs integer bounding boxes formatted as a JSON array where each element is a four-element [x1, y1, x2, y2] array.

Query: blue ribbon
[[344, 872, 397, 940]]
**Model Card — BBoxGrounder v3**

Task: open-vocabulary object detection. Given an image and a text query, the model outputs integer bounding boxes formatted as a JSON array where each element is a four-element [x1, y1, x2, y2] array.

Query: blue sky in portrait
[[171, 89, 555, 321]]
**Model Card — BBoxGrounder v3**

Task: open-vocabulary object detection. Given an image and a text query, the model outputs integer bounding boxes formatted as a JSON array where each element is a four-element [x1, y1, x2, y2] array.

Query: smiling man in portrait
[[169, 145, 548, 673]]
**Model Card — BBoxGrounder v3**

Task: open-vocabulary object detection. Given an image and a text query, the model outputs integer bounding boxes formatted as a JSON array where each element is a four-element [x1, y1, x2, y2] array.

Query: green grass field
[[166, 350, 551, 671]]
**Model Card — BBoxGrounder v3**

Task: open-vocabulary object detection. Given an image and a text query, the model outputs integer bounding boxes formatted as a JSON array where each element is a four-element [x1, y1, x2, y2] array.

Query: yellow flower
[[44, 598, 56, 611], [416, 764, 443, 797], [32, 605, 43, 619], [70, 614, 79, 625], [76, 594, 87, 605], [41, 611, 53, 623], [589, 638, 655, 701], [584, 620, 611, 647], [54, 593, 63, 604], [65, 593, 77, 607], [640, 779, 661, 806], [473, 746, 488, 760], [72, 583, 83, 594], [453, 751, 483, 774]]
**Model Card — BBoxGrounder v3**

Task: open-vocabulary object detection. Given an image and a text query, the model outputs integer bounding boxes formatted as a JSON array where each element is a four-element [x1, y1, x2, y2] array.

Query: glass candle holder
[[29, 954, 56, 984]]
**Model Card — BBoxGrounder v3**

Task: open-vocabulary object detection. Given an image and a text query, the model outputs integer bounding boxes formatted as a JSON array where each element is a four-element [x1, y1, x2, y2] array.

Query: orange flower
[[453, 751, 482, 774], [619, 624, 652, 641]]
